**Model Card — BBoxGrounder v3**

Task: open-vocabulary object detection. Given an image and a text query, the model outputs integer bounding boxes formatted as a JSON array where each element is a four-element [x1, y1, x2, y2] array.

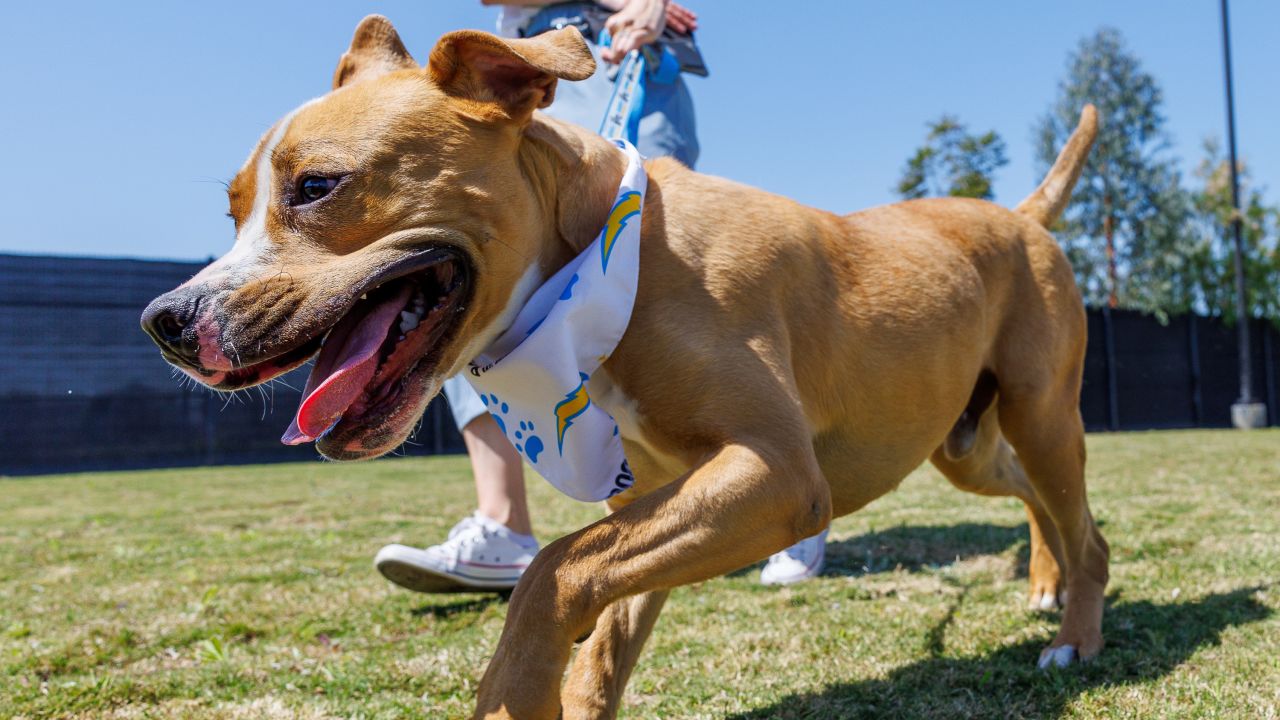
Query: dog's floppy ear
[[427, 27, 596, 122], [333, 15, 417, 90]]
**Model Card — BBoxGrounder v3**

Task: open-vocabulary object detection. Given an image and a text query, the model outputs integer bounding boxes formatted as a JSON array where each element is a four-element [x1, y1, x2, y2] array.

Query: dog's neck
[[521, 114, 631, 263]]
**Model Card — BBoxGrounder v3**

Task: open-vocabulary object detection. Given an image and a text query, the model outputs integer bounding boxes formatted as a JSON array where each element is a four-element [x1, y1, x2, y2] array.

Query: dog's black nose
[[141, 292, 201, 360]]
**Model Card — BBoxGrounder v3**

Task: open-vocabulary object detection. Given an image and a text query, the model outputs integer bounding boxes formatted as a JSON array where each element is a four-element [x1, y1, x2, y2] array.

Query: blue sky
[[2, 1, 1276, 260]]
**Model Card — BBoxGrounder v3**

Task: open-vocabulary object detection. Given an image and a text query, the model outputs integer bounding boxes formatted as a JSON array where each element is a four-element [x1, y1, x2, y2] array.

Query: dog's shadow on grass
[[726, 586, 1273, 719], [825, 522, 1030, 577], [729, 522, 1031, 579]]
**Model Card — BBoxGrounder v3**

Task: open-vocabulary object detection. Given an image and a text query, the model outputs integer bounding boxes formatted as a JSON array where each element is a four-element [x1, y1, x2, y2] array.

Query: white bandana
[[466, 139, 645, 502]]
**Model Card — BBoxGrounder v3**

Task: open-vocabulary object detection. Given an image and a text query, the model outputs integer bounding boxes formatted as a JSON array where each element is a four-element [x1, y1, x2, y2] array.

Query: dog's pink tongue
[[282, 286, 412, 445]]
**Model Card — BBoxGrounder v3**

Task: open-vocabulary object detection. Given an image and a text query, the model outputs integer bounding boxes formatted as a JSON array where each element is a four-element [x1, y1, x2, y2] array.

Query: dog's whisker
[[191, 176, 232, 190]]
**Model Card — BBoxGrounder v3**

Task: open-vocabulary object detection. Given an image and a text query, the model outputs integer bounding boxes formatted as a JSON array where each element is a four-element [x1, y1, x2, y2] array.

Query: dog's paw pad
[[1037, 644, 1077, 669]]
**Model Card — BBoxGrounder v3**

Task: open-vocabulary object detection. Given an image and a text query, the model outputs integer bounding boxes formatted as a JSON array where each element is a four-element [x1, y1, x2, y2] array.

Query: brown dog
[[142, 16, 1108, 719]]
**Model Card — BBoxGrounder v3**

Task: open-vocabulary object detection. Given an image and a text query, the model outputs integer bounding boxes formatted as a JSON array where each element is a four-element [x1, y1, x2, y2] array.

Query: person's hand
[[665, 2, 698, 34], [601, 0, 668, 64]]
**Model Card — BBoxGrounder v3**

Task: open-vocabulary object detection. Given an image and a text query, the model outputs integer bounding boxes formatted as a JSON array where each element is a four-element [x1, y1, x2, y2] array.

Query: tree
[[1188, 139, 1280, 324], [897, 116, 1008, 201], [1035, 28, 1195, 313]]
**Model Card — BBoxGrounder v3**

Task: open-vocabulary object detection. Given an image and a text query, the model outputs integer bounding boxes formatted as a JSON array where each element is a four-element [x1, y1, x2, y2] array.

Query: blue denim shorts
[[443, 375, 489, 430], [541, 41, 700, 169]]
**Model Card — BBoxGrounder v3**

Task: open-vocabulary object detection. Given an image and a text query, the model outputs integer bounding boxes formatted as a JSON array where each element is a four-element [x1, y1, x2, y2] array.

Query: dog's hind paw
[[1036, 644, 1077, 669], [1029, 588, 1063, 611]]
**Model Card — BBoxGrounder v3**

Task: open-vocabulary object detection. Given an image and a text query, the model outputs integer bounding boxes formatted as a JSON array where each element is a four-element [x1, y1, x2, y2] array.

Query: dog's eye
[[296, 176, 339, 204]]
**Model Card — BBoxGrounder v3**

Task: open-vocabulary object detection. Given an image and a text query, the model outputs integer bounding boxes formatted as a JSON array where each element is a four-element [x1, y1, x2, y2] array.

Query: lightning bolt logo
[[554, 372, 593, 455], [600, 191, 641, 273]]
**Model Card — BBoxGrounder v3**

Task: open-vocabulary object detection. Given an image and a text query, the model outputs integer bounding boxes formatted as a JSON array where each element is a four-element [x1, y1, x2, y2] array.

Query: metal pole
[[1102, 306, 1120, 431], [1220, 0, 1265, 428]]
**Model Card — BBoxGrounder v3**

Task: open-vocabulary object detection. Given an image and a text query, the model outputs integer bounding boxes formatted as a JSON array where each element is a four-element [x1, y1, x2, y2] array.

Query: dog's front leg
[[472, 442, 832, 720], [561, 589, 670, 719]]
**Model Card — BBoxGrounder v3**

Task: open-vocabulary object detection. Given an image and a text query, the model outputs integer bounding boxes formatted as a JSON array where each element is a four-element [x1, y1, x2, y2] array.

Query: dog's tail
[[1015, 105, 1098, 228]]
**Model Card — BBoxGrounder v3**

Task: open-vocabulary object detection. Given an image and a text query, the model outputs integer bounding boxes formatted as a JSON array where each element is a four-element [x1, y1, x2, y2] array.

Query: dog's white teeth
[[360, 293, 368, 300], [399, 311, 420, 334]]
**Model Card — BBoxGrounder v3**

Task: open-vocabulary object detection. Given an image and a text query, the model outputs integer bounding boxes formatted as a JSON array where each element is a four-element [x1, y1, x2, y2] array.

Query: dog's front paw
[[1036, 644, 1077, 669], [1036, 622, 1102, 669]]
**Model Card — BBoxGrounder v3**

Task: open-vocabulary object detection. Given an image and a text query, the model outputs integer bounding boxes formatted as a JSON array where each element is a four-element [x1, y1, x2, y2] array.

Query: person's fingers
[[666, 4, 697, 34], [669, 3, 696, 22], [604, 13, 625, 36], [603, 0, 670, 63], [613, 28, 640, 57], [600, 37, 626, 64], [607, 27, 650, 62]]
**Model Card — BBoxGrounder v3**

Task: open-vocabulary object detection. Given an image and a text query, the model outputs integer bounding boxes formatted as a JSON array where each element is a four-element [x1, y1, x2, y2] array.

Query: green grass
[[2, 430, 1278, 719]]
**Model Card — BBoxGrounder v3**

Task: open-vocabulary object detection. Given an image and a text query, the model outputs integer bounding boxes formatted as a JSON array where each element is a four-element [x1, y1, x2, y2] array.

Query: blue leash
[[596, 31, 680, 143], [597, 31, 647, 143]]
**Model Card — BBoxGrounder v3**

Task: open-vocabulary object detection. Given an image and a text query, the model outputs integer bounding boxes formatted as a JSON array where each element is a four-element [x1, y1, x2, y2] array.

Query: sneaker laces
[[438, 515, 491, 556]]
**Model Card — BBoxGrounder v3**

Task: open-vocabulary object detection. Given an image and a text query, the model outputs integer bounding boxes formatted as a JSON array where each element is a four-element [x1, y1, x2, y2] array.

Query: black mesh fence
[[0, 254, 1275, 475], [1082, 306, 1278, 431]]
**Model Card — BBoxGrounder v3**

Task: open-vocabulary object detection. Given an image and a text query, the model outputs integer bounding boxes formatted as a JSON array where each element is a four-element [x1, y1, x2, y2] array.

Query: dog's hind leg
[[930, 397, 1068, 612], [561, 589, 670, 719], [999, 386, 1108, 667], [981, 294, 1110, 671]]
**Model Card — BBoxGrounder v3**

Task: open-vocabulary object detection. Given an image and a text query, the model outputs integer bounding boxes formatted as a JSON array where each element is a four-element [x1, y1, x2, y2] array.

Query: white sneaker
[[374, 512, 539, 593], [759, 528, 829, 586]]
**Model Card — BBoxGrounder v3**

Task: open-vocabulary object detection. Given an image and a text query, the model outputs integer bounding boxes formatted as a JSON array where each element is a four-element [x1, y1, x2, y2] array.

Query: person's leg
[[374, 377, 538, 593], [463, 412, 532, 536]]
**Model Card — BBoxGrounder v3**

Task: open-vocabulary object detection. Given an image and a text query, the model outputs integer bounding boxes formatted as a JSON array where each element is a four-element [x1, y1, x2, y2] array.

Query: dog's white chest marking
[[587, 371, 689, 481]]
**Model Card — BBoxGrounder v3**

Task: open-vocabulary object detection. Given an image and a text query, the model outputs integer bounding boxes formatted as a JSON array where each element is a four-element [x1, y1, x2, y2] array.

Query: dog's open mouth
[[280, 252, 471, 446]]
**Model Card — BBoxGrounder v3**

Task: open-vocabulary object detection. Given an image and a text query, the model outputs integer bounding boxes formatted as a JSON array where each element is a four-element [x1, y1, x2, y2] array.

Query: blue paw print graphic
[[513, 420, 545, 463], [479, 393, 510, 434], [480, 393, 544, 464], [559, 273, 580, 301]]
